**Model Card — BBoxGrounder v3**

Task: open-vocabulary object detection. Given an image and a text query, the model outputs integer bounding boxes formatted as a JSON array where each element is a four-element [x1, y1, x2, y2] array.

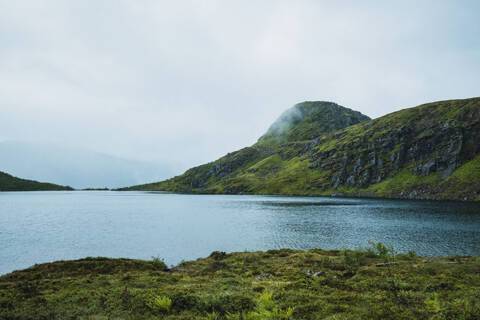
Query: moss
[[246, 155, 283, 175], [1, 249, 479, 319], [449, 155, 480, 183], [122, 97, 480, 202], [440, 155, 480, 201], [365, 169, 441, 197], [216, 157, 328, 195], [316, 135, 340, 152]]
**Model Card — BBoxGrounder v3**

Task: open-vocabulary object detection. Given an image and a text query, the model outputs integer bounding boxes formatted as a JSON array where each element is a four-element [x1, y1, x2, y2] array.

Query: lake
[[1, 191, 480, 274]]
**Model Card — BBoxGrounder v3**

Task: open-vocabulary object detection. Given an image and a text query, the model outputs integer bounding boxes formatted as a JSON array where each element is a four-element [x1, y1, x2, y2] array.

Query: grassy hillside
[[122, 101, 370, 193], [0, 171, 73, 191], [1, 247, 479, 319], [124, 98, 480, 201]]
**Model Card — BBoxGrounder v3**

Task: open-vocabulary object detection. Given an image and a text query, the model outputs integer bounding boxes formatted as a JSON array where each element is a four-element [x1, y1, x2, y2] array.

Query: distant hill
[[0, 141, 174, 189], [124, 98, 480, 201], [0, 171, 72, 191]]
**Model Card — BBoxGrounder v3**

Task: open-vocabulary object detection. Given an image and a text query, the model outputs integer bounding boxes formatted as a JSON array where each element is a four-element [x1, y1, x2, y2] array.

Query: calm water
[[1, 191, 480, 274]]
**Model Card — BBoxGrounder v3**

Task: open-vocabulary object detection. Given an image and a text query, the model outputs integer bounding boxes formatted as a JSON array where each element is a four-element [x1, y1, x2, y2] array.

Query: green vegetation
[[364, 169, 441, 197], [0, 171, 73, 191], [258, 101, 370, 144], [1, 247, 479, 319], [361, 156, 480, 201], [123, 97, 480, 201], [121, 101, 370, 194]]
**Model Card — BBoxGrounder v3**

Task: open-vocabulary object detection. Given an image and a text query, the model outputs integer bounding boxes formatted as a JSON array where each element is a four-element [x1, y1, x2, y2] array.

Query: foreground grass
[[1, 246, 479, 319]]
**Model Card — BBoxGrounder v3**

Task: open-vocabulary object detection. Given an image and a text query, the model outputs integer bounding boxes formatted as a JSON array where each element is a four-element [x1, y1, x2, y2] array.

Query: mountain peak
[[125, 97, 480, 202], [259, 101, 370, 143]]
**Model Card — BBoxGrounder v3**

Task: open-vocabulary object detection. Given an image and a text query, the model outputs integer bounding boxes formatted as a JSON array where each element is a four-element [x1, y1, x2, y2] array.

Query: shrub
[[342, 250, 367, 272], [368, 241, 394, 260], [150, 256, 168, 271], [16, 281, 39, 298], [207, 261, 227, 272], [209, 251, 227, 260], [171, 292, 203, 312]]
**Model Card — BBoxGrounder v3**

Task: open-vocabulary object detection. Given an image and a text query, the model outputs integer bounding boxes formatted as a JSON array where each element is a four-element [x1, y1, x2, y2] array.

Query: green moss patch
[[1, 248, 479, 319]]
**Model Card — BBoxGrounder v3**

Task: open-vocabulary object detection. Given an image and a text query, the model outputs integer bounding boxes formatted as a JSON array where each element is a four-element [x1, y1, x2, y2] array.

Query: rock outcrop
[[123, 98, 480, 201]]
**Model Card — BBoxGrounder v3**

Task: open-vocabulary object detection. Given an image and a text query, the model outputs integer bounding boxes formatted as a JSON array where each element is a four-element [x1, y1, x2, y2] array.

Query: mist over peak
[[260, 101, 370, 143], [1, 2, 479, 168]]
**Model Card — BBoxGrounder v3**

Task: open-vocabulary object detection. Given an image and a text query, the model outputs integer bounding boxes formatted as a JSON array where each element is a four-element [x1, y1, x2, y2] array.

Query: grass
[[122, 97, 480, 202], [1, 247, 479, 319], [450, 155, 480, 183], [365, 169, 441, 197], [215, 157, 328, 195]]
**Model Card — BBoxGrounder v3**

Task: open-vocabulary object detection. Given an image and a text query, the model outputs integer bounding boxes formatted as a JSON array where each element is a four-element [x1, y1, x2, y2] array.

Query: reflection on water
[[0, 191, 480, 274], [257, 201, 361, 207]]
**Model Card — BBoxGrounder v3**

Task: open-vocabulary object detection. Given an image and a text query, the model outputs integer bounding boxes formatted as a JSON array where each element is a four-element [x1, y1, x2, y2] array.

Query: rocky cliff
[[124, 98, 480, 201]]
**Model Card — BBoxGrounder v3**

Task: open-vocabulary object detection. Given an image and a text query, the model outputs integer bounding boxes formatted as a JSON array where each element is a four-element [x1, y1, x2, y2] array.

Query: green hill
[[0, 171, 73, 191], [124, 98, 480, 201]]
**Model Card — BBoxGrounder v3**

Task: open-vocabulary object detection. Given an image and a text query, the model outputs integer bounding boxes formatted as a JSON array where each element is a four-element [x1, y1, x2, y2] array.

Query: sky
[[1, 0, 479, 176]]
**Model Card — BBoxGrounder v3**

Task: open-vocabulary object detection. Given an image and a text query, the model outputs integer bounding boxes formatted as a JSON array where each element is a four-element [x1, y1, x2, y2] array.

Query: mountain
[[259, 101, 371, 143], [0, 141, 174, 189], [124, 98, 480, 201], [0, 171, 72, 191]]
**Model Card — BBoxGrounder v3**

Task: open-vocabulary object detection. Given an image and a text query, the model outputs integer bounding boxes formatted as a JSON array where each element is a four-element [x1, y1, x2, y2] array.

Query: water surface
[[1, 191, 480, 274]]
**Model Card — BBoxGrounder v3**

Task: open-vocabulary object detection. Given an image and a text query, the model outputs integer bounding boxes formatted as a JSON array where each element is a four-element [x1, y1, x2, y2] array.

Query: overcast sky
[[1, 0, 479, 174]]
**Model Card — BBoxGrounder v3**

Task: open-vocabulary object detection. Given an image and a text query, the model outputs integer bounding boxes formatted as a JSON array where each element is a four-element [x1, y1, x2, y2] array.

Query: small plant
[[245, 291, 294, 320], [214, 291, 294, 320], [146, 294, 172, 314], [257, 291, 276, 311], [425, 293, 442, 314], [368, 241, 394, 260]]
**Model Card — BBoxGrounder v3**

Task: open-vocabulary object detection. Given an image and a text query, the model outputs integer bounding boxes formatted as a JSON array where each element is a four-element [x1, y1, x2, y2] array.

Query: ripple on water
[[0, 192, 479, 274]]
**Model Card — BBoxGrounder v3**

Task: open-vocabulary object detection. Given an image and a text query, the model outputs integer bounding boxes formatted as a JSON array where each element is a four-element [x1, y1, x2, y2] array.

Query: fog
[[0, 141, 174, 188], [1, 1, 479, 184]]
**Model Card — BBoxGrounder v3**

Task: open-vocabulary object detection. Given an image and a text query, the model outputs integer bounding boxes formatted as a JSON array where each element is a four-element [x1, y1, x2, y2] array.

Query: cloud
[[0, 0, 479, 176]]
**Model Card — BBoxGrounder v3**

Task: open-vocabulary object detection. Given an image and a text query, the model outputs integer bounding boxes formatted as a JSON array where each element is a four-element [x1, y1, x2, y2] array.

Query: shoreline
[[2, 189, 480, 204], [2, 247, 479, 277]]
